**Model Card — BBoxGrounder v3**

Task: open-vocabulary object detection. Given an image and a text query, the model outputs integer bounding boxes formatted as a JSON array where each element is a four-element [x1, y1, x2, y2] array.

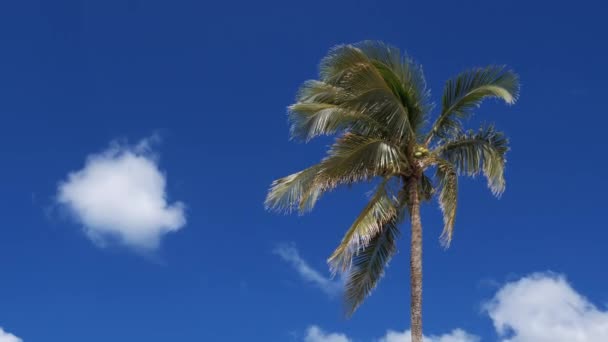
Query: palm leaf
[[436, 125, 508, 195], [288, 98, 386, 141], [343, 215, 400, 316], [356, 41, 432, 133], [316, 132, 408, 189], [328, 177, 398, 274], [316, 44, 415, 143], [265, 164, 324, 214], [265, 132, 407, 214], [295, 80, 349, 104], [435, 159, 458, 246], [426, 66, 519, 143]]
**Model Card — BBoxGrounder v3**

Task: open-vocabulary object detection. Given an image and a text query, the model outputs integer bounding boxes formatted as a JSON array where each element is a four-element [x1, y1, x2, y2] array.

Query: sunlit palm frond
[[436, 125, 508, 195], [264, 164, 324, 214], [295, 80, 350, 104], [328, 177, 399, 274], [435, 159, 458, 247], [355, 41, 432, 133], [266, 131, 407, 214], [316, 132, 408, 189], [319, 44, 371, 82], [288, 101, 386, 141], [344, 215, 400, 316], [426, 66, 519, 143], [315, 44, 414, 143], [290, 80, 391, 140]]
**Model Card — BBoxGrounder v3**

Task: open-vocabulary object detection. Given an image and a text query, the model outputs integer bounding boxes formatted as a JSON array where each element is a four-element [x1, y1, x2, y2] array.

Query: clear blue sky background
[[0, 0, 607, 341]]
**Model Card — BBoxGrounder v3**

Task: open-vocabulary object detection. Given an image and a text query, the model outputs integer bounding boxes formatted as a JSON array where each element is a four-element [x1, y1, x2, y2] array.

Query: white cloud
[[57, 137, 186, 251], [0, 327, 22, 342], [301, 272, 608, 342], [305, 326, 351, 342], [274, 243, 342, 297], [378, 329, 479, 342], [301, 326, 477, 342], [485, 272, 608, 342]]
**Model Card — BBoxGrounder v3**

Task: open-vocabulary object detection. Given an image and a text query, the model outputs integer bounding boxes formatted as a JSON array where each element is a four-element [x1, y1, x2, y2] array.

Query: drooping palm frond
[[295, 80, 348, 104], [425, 66, 519, 144], [265, 164, 324, 214], [316, 132, 408, 189], [344, 215, 400, 316], [288, 96, 386, 141], [355, 41, 432, 133], [328, 178, 399, 274], [319, 44, 371, 82], [314, 43, 428, 143], [436, 125, 508, 195], [265, 132, 407, 214], [435, 159, 458, 246]]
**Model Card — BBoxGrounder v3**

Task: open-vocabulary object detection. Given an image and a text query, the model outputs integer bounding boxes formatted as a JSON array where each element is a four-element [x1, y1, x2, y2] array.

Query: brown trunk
[[409, 179, 423, 342]]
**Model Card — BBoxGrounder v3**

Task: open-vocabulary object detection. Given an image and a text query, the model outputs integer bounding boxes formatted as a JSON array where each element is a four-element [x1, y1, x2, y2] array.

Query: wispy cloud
[[304, 326, 351, 342], [0, 327, 22, 342], [56, 136, 186, 251], [273, 243, 343, 297]]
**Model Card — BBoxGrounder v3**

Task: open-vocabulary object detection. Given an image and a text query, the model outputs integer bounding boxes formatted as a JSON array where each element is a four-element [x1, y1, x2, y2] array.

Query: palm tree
[[265, 41, 519, 342]]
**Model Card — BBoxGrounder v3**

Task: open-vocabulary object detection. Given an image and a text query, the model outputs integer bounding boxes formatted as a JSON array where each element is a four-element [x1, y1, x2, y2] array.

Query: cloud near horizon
[[305, 326, 351, 342], [56, 137, 186, 251], [0, 327, 22, 342], [304, 272, 608, 342], [485, 273, 608, 342], [274, 243, 343, 297], [377, 329, 479, 342], [303, 325, 478, 342]]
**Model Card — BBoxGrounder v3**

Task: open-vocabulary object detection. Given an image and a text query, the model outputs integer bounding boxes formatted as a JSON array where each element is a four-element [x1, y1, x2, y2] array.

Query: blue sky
[[1, 0, 607, 341]]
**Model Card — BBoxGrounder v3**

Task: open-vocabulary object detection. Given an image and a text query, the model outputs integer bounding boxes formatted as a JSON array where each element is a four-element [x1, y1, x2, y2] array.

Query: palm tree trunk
[[409, 179, 423, 342]]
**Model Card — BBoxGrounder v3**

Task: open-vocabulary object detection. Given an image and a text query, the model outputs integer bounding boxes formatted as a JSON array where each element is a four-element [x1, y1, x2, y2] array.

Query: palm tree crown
[[265, 41, 518, 333]]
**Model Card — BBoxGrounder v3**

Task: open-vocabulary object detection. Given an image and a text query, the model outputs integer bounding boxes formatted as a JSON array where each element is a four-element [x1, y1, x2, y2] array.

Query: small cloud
[[484, 272, 608, 342], [0, 327, 22, 342], [274, 243, 343, 297], [378, 329, 479, 342], [305, 326, 351, 342], [56, 137, 186, 251], [301, 326, 477, 342]]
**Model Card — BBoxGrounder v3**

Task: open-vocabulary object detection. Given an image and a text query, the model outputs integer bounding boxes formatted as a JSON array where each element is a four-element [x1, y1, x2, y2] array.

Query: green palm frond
[[319, 44, 371, 81], [426, 66, 519, 144], [289, 80, 387, 140], [436, 125, 508, 195], [288, 98, 386, 141], [265, 132, 407, 214], [435, 159, 458, 246], [316, 44, 417, 143], [328, 178, 398, 274], [344, 215, 400, 316], [265, 164, 324, 214], [316, 133, 408, 189], [295, 80, 348, 104], [356, 41, 432, 133]]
